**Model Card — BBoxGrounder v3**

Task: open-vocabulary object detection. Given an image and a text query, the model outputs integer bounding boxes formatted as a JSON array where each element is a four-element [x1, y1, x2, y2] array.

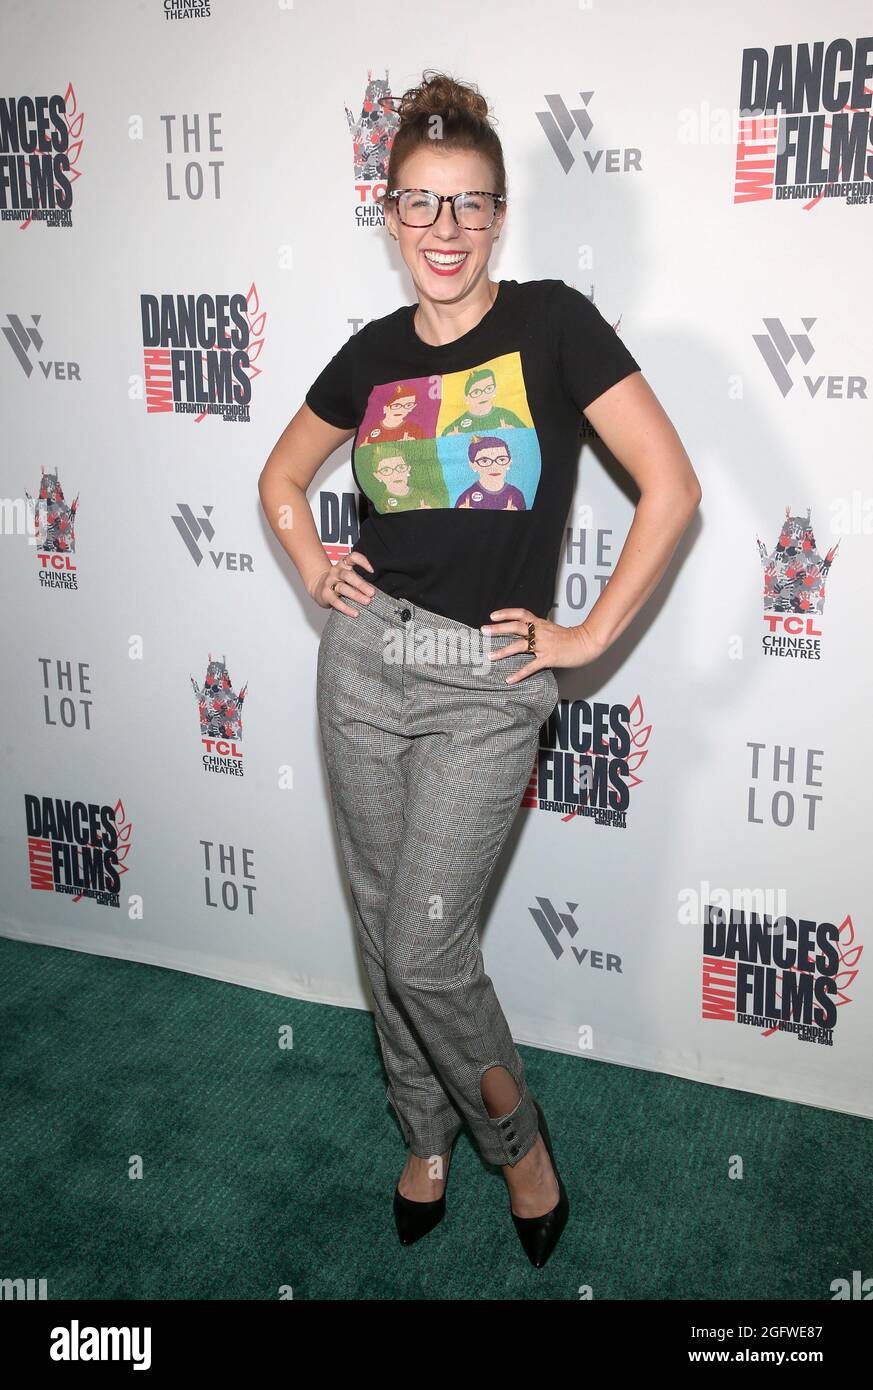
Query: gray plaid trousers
[[316, 582, 558, 1166]]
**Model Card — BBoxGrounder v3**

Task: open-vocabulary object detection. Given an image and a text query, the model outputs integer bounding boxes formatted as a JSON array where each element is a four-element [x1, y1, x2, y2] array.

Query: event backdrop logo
[[2, 311, 82, 383], [26, 794, 132, 908], [757, 505, 840, 659], [733, 37, 873, 207], [752, 316, 867, 398], [535, 92, 641, 176], [0, 87, 84, 228], [319, 484, 363, 565], [162, 1, 212, 23], [527, 895, 624, 972], [141, 287, 266, 422], [25, 465, 79, 589], [347, 69, 400, 226], [191, 654, 248, 774], [525, 695, 650, 829], [702, 906, 862, 1045], [171, 502, 253, 573]]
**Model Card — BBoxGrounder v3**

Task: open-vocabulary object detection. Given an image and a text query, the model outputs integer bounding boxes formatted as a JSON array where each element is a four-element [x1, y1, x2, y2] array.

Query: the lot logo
[[752, 317, 866, 399], [757, 505, 839, 659], [535, 92, 641, 175]]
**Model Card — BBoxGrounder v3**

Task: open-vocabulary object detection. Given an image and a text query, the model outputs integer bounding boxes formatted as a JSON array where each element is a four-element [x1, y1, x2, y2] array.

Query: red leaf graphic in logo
[[113, 797, 133, 874], [20, 81, 85, 230], [194, 280, 265, 422], [561, 693, 649, 822], [760, 913, 861, 1037], [70, 795, 132, 902]]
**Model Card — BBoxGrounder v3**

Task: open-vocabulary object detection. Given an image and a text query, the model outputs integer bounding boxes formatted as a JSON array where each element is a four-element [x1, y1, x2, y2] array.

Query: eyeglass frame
[[385, 188, 507, 230]]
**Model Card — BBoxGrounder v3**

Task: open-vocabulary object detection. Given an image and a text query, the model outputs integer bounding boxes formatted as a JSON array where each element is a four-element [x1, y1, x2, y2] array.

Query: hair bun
[[379, 67, 507, 210], [397, 70, 490, 124]]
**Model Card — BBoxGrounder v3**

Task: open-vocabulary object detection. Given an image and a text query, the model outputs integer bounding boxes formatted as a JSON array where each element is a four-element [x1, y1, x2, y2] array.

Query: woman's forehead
[[399, 148, 493, 186]]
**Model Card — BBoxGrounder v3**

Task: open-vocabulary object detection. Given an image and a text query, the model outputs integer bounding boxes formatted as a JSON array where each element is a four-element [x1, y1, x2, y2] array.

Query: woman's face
[[384, 147, 506, 303]]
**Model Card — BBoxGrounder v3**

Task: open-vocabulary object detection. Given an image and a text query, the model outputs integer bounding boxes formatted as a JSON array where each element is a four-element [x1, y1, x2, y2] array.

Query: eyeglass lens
[[398, 191, 497, 230]]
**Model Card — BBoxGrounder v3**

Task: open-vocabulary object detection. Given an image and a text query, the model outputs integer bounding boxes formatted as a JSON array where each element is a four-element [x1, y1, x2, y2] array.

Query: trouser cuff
[[470, 1073, 540, 1167]]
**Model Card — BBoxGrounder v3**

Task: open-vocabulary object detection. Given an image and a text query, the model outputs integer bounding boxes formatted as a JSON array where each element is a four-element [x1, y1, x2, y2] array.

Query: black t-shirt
[[305, 277, 641, 630]]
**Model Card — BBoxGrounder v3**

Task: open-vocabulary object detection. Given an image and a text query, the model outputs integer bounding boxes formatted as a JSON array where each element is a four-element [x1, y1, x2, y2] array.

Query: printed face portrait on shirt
[[354, 353, 542, 513], [441, 364, 530, 436], [356, 437, 448, 512], [360, 383, 425, 446]]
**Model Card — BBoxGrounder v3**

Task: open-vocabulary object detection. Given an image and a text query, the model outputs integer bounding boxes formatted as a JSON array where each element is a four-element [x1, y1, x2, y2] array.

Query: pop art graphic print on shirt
[[352, 352, 541, 515]]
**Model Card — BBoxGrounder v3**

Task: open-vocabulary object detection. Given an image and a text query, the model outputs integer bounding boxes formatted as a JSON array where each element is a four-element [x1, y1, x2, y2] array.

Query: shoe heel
[[393, 1141, 455, 1247], [509, 1098, 569, 1269]]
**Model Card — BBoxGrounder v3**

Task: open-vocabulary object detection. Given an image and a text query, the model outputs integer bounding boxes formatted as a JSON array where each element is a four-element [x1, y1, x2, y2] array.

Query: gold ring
[[526, 621, 536, 654]]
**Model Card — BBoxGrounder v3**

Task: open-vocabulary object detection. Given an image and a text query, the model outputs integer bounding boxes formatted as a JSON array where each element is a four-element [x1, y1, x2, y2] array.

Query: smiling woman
[[376, 72, 509, 345], [258, 66, 700, 1272]]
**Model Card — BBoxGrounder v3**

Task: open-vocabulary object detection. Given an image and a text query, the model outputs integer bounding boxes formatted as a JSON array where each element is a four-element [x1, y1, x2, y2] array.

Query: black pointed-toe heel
[[509, 1098, 569, 1268], [393, 1140, 456, 1246]]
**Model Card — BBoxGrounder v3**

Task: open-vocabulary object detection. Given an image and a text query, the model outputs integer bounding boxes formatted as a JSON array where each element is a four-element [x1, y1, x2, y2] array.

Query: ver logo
[[535, 92, 641, 176], [2, 312, 81, 381], [171, 503, 253, 572], [528, 895, 623, 972], [752, 317, 867, 399]]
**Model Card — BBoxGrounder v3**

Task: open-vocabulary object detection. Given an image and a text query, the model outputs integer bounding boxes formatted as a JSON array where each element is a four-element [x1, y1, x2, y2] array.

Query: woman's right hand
[[310, 551, 376, 615]]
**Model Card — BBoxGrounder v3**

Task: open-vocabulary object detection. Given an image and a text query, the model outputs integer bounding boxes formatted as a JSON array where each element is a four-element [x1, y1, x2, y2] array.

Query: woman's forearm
[[258, 471, 333, 599], [577, 483, 701, 655]]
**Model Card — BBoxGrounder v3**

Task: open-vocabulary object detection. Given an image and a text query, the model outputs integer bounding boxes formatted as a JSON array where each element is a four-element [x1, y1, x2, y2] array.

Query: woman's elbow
[[257, 457, 281, 502]]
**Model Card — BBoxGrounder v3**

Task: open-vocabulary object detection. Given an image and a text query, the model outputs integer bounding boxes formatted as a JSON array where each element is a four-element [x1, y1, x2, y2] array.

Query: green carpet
[[1, 935, 869, 1300]]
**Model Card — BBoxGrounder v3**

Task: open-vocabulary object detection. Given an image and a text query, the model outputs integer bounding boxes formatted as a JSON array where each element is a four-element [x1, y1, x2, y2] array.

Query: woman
[[259, 71, 701, 1269]]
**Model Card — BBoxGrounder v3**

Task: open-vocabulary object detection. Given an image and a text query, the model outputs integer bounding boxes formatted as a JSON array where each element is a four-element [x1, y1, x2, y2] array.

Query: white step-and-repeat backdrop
[[2, 1, 870, 1119]]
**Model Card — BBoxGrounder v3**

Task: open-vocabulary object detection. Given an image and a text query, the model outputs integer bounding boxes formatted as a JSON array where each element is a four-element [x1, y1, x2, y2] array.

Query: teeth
[[424, 251, 467, 264]]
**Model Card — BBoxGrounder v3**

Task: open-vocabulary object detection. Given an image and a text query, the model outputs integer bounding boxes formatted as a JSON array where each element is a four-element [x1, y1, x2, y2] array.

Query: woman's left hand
[[481, 609, 603, 684]]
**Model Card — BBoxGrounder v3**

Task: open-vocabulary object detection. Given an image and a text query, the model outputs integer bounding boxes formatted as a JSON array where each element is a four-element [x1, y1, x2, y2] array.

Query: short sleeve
[[551, 281, 641, 414], [304, 329, 360, 430]]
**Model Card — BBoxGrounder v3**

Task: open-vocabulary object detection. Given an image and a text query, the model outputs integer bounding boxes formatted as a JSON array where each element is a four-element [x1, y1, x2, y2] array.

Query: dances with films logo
[[756, 505, 839, 659], [140, 287, 266, 422], [527, 694, 650, 830], [25, 465, 79, 588], [0, 87, 84, 228], [734, 36, 873, 208], [319, 484, 362, 567], [702, 905, 862, 1046], [25, 795, 132, 909], [347, 69, 399, 227], [191, 654, 247, 776]]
